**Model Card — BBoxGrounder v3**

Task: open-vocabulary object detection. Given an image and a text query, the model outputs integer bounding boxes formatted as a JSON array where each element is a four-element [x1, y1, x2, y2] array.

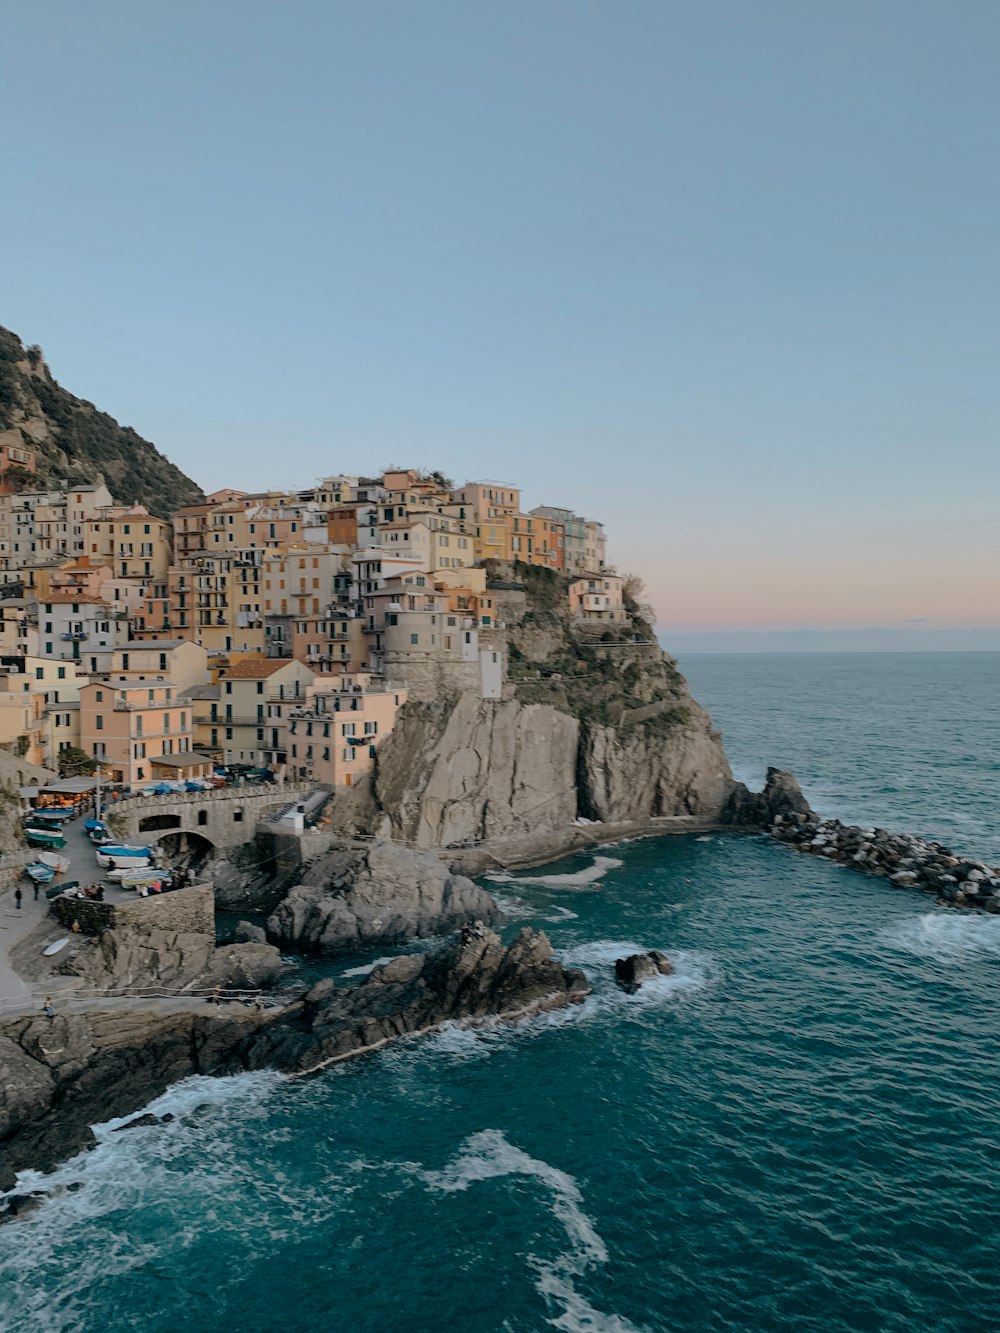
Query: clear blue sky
[[3, 1, 998, 644]]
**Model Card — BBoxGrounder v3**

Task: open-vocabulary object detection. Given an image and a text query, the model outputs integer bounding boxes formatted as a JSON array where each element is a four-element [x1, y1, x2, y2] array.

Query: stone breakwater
[[770, 814, 1000, 911], [725, 766, 1000, 912]]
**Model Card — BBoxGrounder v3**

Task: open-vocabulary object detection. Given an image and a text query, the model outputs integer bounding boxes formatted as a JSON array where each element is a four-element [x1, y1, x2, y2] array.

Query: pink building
[[79, 677, 199, 786], [288, 682, 407, 788]]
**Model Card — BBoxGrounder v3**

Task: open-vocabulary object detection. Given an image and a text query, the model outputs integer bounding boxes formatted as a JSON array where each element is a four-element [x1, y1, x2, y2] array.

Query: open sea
[[3, 652, 999, 1333]]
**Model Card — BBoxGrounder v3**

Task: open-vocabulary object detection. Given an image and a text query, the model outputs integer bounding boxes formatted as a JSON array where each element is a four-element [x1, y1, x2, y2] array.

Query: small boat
[[26, 862, 56, 885], [84, 817, 105, 833], [25, 828, 67, 849], [88, 823, 112, 844], [43, 937, 71, 957], [37, 851, 70, 872], [107, 866, 168, 885], [96, 844, 157, 869]]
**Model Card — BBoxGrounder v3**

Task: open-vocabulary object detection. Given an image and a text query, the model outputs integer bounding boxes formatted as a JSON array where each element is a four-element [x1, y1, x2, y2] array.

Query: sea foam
[[487, 854, 624, 891], [883, 912, 1000, 965], [423, 1129, 643, 1332]]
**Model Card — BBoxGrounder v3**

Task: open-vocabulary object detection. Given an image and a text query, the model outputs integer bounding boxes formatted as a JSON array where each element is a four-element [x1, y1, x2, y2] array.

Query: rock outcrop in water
[[614, 950, 674, 991], [721, 767, 816, 828], [0, 928, 586, 1194], [266, 841, 501, 953]]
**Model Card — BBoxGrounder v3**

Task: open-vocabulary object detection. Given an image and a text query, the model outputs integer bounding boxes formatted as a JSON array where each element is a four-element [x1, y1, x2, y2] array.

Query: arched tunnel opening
[[154, 830, 215, 870]]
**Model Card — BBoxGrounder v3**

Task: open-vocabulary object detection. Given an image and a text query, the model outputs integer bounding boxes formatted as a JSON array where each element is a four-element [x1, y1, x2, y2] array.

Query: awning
[[40, 778, 98, 795]]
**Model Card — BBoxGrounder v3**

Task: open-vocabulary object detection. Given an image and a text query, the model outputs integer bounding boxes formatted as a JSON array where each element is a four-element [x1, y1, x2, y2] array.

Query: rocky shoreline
[[0, 927, 587, 1202]]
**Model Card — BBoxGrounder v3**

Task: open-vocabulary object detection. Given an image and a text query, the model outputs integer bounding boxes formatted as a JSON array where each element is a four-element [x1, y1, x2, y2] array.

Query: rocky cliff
[[0, 928, 587, 1194], [367, 564, 734, 848], [267, 841, 501, 952], [0, 325, 203, 516]]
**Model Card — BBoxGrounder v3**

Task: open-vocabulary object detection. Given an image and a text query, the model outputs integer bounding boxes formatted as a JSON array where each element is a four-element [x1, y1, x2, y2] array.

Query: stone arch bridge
[[107, 784, 318, 854]]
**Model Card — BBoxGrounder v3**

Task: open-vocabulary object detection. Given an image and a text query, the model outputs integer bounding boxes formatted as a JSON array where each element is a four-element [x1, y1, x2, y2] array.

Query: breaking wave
[[487, 855, 624, 890], [341, 956, 394, 977], [423, 1129, 644, 1332], [882, 912, 1000, 965]]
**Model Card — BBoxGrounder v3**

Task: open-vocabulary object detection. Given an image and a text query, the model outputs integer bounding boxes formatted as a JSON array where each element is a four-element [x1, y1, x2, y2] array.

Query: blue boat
[[25, 862, 56, 885], [95, 844, 157, 869]]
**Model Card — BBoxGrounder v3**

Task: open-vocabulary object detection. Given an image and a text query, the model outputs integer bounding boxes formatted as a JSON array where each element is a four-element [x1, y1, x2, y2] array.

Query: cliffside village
[[0, 467, 624, 793]]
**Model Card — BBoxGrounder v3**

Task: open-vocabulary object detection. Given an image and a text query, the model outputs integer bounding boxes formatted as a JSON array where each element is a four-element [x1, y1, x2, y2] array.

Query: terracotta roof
[[219, 657, 300, 680]]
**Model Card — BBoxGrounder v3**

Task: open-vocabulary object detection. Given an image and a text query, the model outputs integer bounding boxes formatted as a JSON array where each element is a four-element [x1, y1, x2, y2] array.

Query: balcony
[[61, 631, 89, 641]]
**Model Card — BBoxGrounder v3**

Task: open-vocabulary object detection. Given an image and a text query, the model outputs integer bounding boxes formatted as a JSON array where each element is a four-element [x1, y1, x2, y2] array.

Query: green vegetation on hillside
[[0, 325, 204, 516], [498, 563, 688, 737]]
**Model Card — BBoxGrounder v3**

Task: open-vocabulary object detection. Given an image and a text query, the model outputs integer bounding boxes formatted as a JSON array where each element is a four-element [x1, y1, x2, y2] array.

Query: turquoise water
[[3, 654, 1000, 1332], [680, 652, 1000, 861]]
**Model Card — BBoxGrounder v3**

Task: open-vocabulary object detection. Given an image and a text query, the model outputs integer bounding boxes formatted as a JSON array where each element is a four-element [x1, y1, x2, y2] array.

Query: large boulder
[[614, 950, 673, 991], [267, 841, 501, 954], [721, 767, 815, 828]]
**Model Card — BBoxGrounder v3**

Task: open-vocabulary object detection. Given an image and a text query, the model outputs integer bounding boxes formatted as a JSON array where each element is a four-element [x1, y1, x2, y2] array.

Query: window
[[35, 666, 43, 680], [342, 722, 355, 737], [198, 809, 208, 826], [343, 747, 353, 762], [410, 633, 419, 645], [233, 809, 243, 823], [95, 689, 103, 702], [95, 716, 103, 730], [57, 666, 65, 679]]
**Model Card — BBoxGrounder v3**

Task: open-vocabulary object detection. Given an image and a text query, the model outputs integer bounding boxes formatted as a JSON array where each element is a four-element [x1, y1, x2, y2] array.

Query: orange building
[[79, 677, 198, 786]]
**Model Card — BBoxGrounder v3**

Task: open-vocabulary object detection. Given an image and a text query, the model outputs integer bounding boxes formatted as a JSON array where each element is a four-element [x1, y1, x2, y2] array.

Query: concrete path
[[1, 808, 106, 1014]]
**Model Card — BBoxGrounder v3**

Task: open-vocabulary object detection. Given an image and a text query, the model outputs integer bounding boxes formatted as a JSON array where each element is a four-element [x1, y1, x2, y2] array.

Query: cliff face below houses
[[366, 565, 734, 849]]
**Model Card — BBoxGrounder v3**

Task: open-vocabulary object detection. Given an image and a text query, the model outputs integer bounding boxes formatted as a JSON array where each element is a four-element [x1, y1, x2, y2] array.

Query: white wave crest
[[0, 1072, 291, 1330], [341, 956, 394, 977], [499, 855, 624, 890], [423, 1129, 644, 1331], [883, 912, 1000, 965]]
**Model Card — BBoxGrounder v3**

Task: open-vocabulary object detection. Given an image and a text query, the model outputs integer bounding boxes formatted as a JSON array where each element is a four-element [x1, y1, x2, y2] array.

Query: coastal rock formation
[[267, 841, 500, 953], [771, 815, 1000, 910], [721, 767, 816, 827], [0, 928, 587, 1192], [580, 711, 733, 822], [614, 950, 674, 991], [373, 695, 580, 847], [342, 563, 738, 852], [243, 927, 588, 1073]]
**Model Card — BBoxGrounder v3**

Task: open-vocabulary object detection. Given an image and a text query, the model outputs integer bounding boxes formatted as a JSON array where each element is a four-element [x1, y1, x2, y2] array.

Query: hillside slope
[[0, 325, 204, 516]]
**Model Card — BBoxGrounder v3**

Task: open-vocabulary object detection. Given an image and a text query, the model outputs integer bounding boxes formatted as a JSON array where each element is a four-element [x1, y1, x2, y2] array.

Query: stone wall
[[52, 882, 215, 937], [108, 785, 314, 850]]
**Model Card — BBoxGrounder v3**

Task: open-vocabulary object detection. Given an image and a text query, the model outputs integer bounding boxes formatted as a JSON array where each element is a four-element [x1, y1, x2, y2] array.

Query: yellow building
[[85, 507, 172, 581]]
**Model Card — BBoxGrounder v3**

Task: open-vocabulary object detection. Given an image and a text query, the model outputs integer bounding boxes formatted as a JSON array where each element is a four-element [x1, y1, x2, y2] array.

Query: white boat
[[96, 844, 157, 870], [37, 851, 71, 873], [108, 866, 167, 885]]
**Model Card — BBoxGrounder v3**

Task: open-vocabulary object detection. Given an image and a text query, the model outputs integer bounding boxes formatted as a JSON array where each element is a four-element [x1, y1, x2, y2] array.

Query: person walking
[[43, 997, 55, 1020], [14, 887, 22, 910], [32, 881, 40, 901]]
